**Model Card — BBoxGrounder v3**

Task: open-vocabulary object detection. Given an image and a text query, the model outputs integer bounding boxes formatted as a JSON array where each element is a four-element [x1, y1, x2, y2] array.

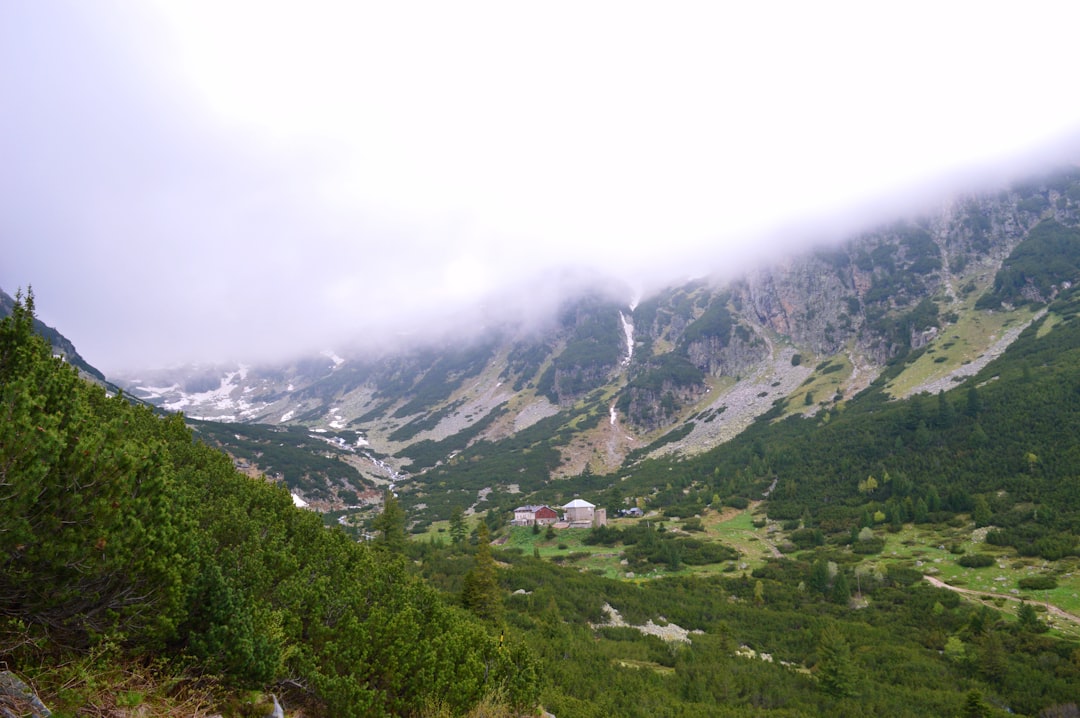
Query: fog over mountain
[[3, 1, 1080, 373]]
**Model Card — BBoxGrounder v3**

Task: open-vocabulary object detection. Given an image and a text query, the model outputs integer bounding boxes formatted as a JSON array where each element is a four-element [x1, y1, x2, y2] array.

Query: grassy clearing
[[781, 355, 850, 419], [613, 658, 676, 675], [699, 506, 777, 568], [501, 527, 626, 578], [497, 507, 776, 581], [1037, 310, 1063, 339], [884, 299, 1039, 398], [865, 523, 1080, 607], [409, 515, 486, 544], [828, 520, 1080, 638], [498, 506, 1080, 640], [410, 518, 453, 543]]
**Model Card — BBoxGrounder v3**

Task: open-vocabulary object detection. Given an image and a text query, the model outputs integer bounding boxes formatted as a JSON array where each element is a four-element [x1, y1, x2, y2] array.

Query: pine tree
[[963, 689, 990, 718], [809, 558, 831, 595], [461, 523, 502, 623], [936, 389, 955, 428], [816, 626, 857, 697], [449, 506, 467, 546], [972, 495, 992, 528], [977, 631, 1007, 685], [373, 489, 407, 554], [966, 384, 982, 417], [1017, 601, 1045, 632], [831, 570, 851, 605]]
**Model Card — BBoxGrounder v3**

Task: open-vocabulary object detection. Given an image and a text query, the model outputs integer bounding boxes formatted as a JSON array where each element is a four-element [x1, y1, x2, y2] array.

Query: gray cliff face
[[731, 181, 1080, 365], [683, 330, 768, 378], [738, 255, 860, 357]]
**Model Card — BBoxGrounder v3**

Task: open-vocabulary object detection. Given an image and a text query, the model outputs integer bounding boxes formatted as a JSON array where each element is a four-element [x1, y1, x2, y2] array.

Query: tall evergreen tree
[[831, 570, 851, 605], [449, 506, 467, 546], [963, 689, 990, 718], [373, 489, 407, 554], [461, 523, 502, 623], [966, 383, 982, 417], [816, 626, 857, 697]]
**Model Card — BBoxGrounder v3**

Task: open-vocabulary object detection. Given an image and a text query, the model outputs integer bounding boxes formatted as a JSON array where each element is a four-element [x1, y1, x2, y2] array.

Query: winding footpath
[[923, 575, 1080, 630]]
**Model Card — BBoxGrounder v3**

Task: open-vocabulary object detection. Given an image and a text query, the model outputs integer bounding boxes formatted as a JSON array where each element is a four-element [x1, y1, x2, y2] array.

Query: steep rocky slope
[[115, 166, 1080, 505]]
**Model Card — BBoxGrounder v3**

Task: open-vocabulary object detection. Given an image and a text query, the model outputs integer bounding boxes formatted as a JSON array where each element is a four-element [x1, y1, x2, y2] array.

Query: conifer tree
[[831, 570, 851, 605], [816, 626, 857, 697], [809, 557, 831, 595], [449, 506, 467, 546], [461, 523, 502, 623], [373, 489, 407, 554], [963, 689, 990, 718]]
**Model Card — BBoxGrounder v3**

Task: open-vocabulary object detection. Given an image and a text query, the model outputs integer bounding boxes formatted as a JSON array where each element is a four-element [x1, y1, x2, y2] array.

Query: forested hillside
[[0, 292, 537, 717], [605, 282, 1080, 563], [9, 266, 1080, 715], [10, 166, 1080, 716], [420, 275, 1080, 716]]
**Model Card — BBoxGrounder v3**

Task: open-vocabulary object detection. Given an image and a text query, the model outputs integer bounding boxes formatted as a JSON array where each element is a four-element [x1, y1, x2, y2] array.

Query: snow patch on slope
[[156, 366, 269, 422], [322, 350, 345, 368]]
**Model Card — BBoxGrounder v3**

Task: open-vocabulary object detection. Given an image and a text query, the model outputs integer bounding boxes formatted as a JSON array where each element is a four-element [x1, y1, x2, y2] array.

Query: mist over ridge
[[5, 2, 1080, 372]]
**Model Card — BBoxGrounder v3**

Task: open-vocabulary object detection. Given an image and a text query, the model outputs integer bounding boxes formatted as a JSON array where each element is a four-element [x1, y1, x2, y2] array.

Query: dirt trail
[[759, 536, 783, 559], [745, 501, 783, 559], [923, 575, 1080, 628]]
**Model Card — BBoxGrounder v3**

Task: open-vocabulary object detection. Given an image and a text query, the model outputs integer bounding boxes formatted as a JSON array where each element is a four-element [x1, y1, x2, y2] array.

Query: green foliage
[[977, 219, 1080, 309], [0, 290, 188, 649], [622, 422, 695, 462], [191, 420, 363, 500], [501, 338, 551, 391], [0, 294, 538, 715], [1017, 575, 1057, 590], [633, 283, 1080, 566], [461, 524, 503, 624], [816, 626, 857, 697], [620, 352, 705, 397], [679, 301, 735, 348], [1016, 602, 1047, 633], [388, 398, 465, 442], [537, 295, 626, 403], [373, 489, 408, 553], [449, 506, 467, 545], [424, 527, 1080, 717], [394, 404, 506, 471], [390, 341, 499, 418], [0, 288, 107, 383], [963, 689, 990, 718]]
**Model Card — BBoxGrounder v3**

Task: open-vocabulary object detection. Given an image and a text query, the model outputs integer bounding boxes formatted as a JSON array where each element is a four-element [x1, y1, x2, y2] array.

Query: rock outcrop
[[0, 672, 50, 718]]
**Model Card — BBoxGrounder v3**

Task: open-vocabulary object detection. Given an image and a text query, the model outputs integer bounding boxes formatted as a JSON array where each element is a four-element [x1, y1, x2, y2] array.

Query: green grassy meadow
[[485, 507, 1080, 639]]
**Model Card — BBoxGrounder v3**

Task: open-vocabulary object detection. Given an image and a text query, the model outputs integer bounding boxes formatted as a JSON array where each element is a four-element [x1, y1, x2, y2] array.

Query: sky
[[3, 1, 1080, 373]]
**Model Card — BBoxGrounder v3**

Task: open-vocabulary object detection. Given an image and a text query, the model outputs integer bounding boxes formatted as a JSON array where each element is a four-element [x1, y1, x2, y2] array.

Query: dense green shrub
[[0, 294, 539, 716], [1018, 575, 1058, 590], [957, 553, 995, 568]]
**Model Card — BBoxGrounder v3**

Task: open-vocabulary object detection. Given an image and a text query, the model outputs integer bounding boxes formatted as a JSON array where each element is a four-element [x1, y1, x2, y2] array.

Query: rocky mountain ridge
[[113, 166, 1080, 506]]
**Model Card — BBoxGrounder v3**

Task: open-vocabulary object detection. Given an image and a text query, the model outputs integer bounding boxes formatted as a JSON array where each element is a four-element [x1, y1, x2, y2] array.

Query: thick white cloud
[[3, 1, 1080, 371]]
